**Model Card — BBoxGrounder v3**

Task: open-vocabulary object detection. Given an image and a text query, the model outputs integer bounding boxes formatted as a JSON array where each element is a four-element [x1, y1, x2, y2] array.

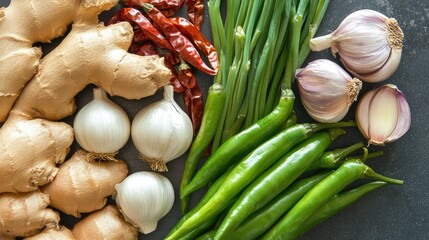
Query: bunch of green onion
[[209, 0, 330, 149]]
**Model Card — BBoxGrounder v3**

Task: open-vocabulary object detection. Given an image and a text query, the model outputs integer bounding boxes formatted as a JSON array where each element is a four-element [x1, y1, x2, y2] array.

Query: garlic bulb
[[131, 85, 193, 172], [310, 9, 404, 83], [74, 87, 130, 161], [296, 59, 362, 123], [356, 84, 411, 145], [114, 171, 174, 234]]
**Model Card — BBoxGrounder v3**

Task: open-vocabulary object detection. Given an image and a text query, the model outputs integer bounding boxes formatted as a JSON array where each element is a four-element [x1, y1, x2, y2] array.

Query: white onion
[[131, 85, 193, 172]]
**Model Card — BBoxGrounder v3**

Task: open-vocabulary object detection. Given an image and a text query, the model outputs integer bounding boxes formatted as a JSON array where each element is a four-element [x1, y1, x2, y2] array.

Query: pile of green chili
[[173, 0, 404, 239]]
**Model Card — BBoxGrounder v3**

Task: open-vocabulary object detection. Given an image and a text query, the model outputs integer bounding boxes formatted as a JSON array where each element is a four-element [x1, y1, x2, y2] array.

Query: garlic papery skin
[[73, 87, 130, 161], [131, 85, 193, 172], [356, 84, 411, 146], [296, 59, 362, 123], [310, 9, 404, 83], [114, 171, 174, 234]]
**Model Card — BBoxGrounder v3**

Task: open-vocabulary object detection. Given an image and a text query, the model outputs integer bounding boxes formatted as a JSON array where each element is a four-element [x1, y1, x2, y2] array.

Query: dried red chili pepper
[[132, 42, 160, 56], [159, 7, 177, 17], [123, 0, 185, 17], [123, 0, 185, 10], [164, 52, 184, 92], [129, 42, 142, 54], [106, 10, 122, 25], [141, 3, 218, 76], [169, 17, 219, 72], [186, 0, 204, 30], [133, 27, 149, 42], [178, 60, 204, 133], [109, 8, 173, 50], [164, 51, 181, 66]]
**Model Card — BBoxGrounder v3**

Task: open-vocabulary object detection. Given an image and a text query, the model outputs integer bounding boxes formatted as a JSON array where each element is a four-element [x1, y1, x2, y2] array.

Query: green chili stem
[[351, 150, 384, 160], [365, 169, 404, 185], [310, 121, 356, 132]]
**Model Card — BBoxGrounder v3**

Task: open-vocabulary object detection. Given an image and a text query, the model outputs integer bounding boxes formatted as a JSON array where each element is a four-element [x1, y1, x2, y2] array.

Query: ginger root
[[0, 191, 59, 238], [24, 226, 75, 240], [0, 117, 73, 193], [0, 0, 118, 122], [42, 150, 129, 217], [0, 1, 173, 236], [0, 0, 172, 193], [72, 205, 138, 240], [11, 20, 172, 121]]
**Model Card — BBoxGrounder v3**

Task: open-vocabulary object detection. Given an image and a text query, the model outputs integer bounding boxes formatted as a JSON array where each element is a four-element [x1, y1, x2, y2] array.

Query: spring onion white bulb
[[356, 84, 411, 145], [73, 87, 130, 161], [310, 9, 404, 82], [114, 171, 174, 234], [296, 59, 362, 123], [131, 85, 193, 172]]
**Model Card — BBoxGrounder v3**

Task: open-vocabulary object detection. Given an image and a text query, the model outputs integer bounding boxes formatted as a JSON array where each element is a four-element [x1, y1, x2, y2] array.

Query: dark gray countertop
[[1, 0, 428, 239]]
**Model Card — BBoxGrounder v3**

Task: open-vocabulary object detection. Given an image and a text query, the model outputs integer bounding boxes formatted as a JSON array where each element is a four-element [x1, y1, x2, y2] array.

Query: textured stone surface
[[0, 0, 427, 239]]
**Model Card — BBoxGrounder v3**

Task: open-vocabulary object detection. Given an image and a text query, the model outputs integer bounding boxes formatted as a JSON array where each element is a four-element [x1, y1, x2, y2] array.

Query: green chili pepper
[[215, 129, 344, 239], [262, 159, 403, 240], [168, 129, 343, 240], [306, 141, 364, 171], [174, 114, 296, 236], [181, 89, 295, 198], [178, 198, 236, 240], [178, 220, 215, 240], [169, 166, 233, 238], [289, 181, 389, 240], [228, 171, 333, 240], [177, 194, 239, 240], [196, 230, 216, 240], [351, 150, 384, 160], [180, 83, 226, 214], [283, 111, 298, 129]]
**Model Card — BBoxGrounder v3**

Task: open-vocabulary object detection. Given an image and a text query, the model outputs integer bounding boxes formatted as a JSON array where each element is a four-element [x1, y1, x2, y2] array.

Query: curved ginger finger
[[0, 116, 73, 193], [72, 205, 138, 240], [0, 0, 103, 122], [0, 191, 60, 238], [24, 225, 75, 240], [11, 21, 172, 121], [42, 150, 129, 218], [0, 47, 41, 122]]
